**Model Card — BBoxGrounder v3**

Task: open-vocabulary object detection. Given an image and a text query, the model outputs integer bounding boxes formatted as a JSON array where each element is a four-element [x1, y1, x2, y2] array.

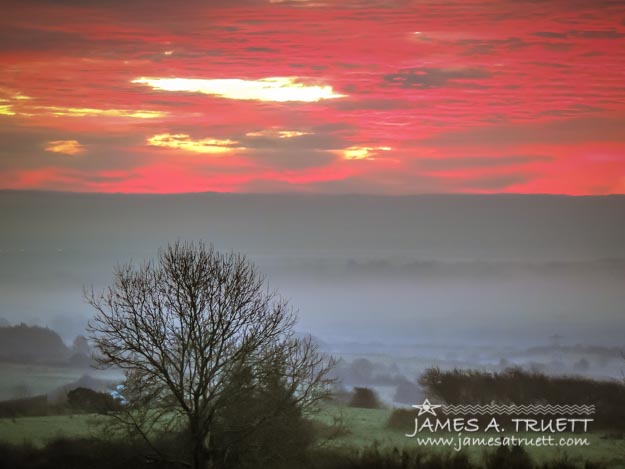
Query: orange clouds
[[45, 140, 85, 155], [147, 133, 240, 154], [341, 146, 392, 160]]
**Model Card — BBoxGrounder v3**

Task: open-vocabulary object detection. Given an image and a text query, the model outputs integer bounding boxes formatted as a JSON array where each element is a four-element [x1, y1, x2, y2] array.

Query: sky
[[1, 0, 625, 194]]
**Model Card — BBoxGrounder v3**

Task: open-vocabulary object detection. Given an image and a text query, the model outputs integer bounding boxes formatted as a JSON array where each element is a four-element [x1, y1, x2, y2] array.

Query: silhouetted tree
[[86, 241, 334, 469]]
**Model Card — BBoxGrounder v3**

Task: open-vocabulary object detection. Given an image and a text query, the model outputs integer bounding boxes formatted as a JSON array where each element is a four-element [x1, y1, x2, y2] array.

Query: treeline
[[0, 388, 121, 419], [419, 367, 625, 429]]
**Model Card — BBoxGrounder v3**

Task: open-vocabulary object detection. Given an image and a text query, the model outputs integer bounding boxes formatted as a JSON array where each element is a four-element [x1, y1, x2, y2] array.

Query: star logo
[[412, 398, 442, 416]]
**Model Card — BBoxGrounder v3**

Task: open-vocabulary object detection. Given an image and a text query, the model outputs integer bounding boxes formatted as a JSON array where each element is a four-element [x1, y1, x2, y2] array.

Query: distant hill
[[0, 324, 70, 364]]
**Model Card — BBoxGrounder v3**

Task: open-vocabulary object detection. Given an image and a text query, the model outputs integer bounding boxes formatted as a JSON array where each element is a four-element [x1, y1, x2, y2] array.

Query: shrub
[[348, 387, 382, 409], [67, 388, 122, 414], [386, 408, 415, 431]]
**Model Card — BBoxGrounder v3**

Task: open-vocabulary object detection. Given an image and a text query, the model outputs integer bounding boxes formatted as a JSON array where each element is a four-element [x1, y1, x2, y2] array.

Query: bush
[[206, 364, 316, 469], [386, 408, 415, 431], [348, 387, 382, 409], [67, 388, 122, 414]]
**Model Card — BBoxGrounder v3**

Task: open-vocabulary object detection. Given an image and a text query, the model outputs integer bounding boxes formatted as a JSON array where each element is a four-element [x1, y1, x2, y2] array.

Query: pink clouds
[[0, 0, 624, 194]]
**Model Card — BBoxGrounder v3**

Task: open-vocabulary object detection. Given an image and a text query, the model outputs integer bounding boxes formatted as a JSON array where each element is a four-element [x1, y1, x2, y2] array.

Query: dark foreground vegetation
[[420, 368, 625, 429], [0, 388, 120, 419], [0, 437, 607, 469]]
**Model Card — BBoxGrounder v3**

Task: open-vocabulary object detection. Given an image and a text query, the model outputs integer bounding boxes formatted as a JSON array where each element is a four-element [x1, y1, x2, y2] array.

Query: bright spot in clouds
[[0, 89, 166, 119], [132, 77, 346, 102], [42, 106, 165, 119], [342, 146, 392, 160], [45, 140, 85, 155], [0, 104, 15, 116], [147, 133, 241, 154], [245, 129, 311, 138]]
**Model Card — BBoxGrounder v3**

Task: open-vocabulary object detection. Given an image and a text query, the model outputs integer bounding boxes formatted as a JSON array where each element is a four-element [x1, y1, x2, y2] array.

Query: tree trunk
[[191, 420, 213, 469]]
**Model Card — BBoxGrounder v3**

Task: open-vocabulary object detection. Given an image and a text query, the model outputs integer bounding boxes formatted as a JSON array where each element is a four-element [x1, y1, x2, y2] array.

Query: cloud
[[132, 77, 347, 102], [40, 106, 166, 119], [245, 148, 336, 169], [331, 98, 411, 111], [422, 116, 625, 146], [1, 94, 167, 119], [459, 173, 533, 191], [147, 133, 241, 154], [45, 140, 86, 155], [535, 30, 625, 39], [240, 129, 345, 151], [245, 129, 311, 139], [383, 68, 492, 89], [341, 146, 391, 160], [0, 27, 87, 53], [416, 155, 552, 171]]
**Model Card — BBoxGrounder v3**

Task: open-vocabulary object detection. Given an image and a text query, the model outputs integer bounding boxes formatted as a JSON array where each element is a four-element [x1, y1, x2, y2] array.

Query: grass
[[0, 414, 104, 446], [1, 405, 625, 467], [314, 405, 625, 468]]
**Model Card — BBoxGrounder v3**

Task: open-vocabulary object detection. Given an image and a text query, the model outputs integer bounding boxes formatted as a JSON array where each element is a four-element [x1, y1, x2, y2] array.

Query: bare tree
[[86, 241, 334, 469]]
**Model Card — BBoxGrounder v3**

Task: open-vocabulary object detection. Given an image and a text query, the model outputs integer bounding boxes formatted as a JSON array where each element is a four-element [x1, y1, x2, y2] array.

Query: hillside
[[0, 324, 70, 364]]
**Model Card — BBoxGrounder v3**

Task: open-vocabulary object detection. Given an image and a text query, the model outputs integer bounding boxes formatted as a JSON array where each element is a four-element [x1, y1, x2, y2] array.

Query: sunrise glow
[[147, 134, 240, 154], [131, 77, 346, 103], [44, 140, 85, 155], [245, 130, 311, 139], [342, 146, 392, 160], [1, 0, 623, 194]]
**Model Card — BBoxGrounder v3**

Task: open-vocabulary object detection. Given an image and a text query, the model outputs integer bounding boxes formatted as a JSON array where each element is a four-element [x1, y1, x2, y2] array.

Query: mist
[[1, 190, 623, 353]]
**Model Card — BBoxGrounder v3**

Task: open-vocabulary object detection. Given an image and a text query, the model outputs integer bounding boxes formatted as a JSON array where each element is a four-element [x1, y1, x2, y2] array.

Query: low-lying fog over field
[[1, 191, 624, 381]]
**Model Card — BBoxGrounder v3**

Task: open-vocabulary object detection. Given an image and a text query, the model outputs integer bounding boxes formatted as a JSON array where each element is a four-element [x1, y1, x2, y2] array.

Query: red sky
[[1, 0, 624, 194]]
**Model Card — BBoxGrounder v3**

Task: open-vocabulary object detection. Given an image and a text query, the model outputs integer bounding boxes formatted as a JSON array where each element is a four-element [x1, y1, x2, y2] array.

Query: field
[[1, 363, 624, 467], [1, 406, 625, 467]]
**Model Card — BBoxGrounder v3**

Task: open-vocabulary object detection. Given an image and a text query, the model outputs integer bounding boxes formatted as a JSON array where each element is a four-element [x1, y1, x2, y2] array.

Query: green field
[[317, 406, 625, 468], [1, 406, 624, 467]]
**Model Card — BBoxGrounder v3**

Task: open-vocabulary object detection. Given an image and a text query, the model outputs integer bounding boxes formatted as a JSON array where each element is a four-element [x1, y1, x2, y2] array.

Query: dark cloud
[[416, 155, 552, 171], [244, 149, 336, 170], [0, 124, 148, 173], [534, 32, 567, 39], [310, 122, 356, 135], [460, 173, 533, 190], [422, 116, 625, 146], [0, 27, 85, 53], [240, 133, 345, 151], [535, 29, 625, 39], [331, 98, 411, 111], [383, 67, 492, 89], [245, 47, 278, 53], [460, 37, 528, 55]]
